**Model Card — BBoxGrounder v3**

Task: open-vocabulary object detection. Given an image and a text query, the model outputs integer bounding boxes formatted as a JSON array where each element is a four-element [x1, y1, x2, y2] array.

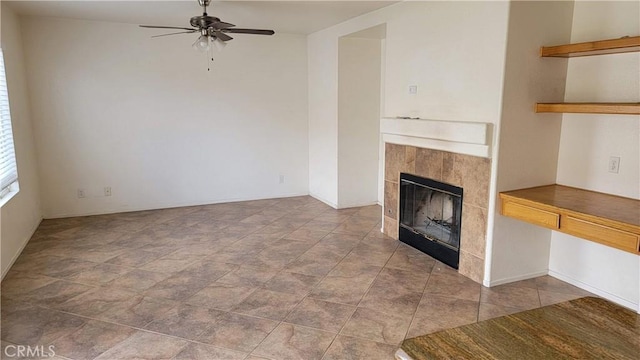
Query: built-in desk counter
[[499, 184, 640, 254]]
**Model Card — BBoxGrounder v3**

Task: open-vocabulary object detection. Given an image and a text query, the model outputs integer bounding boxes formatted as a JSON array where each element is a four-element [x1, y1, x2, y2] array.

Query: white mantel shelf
[[380, 117, 492, 158]]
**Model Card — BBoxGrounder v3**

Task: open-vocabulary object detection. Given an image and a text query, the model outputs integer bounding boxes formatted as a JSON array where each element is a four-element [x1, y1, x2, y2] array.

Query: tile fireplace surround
[[383, 143, 491, 283]]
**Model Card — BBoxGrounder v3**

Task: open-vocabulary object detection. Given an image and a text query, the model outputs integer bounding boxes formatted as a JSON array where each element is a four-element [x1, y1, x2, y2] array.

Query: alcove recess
[[535, 35, 640, 115], [501, 36, 640, 255]]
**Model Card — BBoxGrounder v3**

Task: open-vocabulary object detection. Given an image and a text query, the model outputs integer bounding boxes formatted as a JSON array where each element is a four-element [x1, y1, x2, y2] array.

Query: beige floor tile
[[285, 298, 356, 332], [252, 224, 296, 238], [535, 276, 593, 296], [143, 271, 215, 301], [186, 283, 256, 311], [252, 323, 335, 360], [94, 331, 188, 359], [107, 269, 171, 291], [216, 265, 280, 287], [2, 306, 86, 345], [358, 285, 423, 316], [56, 286, 138, 317], [139, 254, 203, 274], [342, 243, 395, 266], [424, 271, 481, 302], [106, 249, 167, 268], [65, 263, 130, 285], [0, 272, 57, 299], [51, 320, 136, 359], [66, 247, 127, 263], [408, 294, 479, 337], [299, 220, 340, 232], [197, 312, 278, 353], [340, 307, 412, 345], [480, 283, 541, 310], [332, 219, 379, 237], [385, 244, 436, 273], [20, 280, 94, 307], [144, 304, 225, 340], [477, 302, 524, 321], [538, 289, 589, 307], [233, 289, 305, 321], [173, 342, 247, 360], [97, 295, 177, 328], [322, 335, 397, 360], [316, 233, 363, 255], [41, 258, 101, 279], [309, 274, 376, 305], [372, 267, 430, 294], [1, 196, 598, 358], [261, 271, 321, 296], [285, 256, 341, 277], [285, 228, 331, 242]]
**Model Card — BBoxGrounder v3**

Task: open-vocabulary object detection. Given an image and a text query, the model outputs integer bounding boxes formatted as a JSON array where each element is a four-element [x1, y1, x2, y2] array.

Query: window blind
[[0, 48, 18, 197]]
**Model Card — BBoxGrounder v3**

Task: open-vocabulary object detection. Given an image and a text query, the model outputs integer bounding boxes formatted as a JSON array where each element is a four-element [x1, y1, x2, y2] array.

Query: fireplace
[[399, 173, 463, 269]]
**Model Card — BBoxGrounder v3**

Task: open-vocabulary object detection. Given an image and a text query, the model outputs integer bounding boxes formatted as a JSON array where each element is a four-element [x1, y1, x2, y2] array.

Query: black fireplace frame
[[398, 173, 462, 269]]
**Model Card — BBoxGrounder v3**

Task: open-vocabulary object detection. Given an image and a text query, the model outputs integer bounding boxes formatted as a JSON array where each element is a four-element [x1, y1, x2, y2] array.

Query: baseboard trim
[[1, 218, 43, 280], [548, 270, 639, 312], [336, 201, 379, 209], [43, 192, 310, 219], [308, 192, 338, 209], [487, 270, 549, 287]]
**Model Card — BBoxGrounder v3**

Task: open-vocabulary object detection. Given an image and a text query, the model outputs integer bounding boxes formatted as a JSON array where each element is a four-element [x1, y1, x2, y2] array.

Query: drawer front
[[561, 216, 640, 253], [502, 200, 560, 230]]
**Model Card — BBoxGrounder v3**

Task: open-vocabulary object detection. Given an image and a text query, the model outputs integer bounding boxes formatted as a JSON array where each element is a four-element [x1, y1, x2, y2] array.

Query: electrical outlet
[[408, 85, 418, 95], [279, 175, 285, 184], [104, 187, 112, 196], [608, 156, 620, 173], [77, 189, 86, 198]]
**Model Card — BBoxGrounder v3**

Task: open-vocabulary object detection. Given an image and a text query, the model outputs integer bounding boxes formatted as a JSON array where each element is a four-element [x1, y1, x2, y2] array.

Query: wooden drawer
[[561, 216, 640, 253], [502, 200, 560, 230]]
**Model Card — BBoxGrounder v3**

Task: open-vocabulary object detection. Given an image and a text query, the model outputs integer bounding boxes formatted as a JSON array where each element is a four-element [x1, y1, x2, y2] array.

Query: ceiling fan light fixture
[[212, 37, 227, 52], [192, 34, 210, 52]]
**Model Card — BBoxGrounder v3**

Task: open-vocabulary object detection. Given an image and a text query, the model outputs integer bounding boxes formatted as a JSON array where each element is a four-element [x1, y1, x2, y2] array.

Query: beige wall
[[0, 4, 42, 277], [21, 16, 309, 218], [489, 0, 574, 285], [308, 1, 510, 208], [338, 37, 382, 208]]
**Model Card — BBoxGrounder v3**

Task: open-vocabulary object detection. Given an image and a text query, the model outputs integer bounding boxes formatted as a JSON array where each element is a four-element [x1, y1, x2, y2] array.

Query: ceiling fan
[[140, 0, 275, 52]]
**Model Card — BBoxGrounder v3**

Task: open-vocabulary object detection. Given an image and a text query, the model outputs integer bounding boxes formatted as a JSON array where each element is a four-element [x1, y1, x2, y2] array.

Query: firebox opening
[[399, 173, 462, 269]]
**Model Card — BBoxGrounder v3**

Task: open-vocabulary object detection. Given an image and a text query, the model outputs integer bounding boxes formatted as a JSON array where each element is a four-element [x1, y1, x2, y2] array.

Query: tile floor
[[1, 196, 593, 360]]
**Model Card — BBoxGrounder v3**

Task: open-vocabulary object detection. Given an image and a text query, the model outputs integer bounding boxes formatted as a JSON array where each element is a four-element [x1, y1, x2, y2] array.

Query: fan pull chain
[[207, 39, 214, 71]]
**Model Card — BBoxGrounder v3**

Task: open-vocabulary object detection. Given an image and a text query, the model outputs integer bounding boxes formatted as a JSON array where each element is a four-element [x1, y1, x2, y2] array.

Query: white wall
[[1, 4, 43, 277], [489, 1, 574, 285], [550, 1, 640, 311], [337, 37, 381, 208], [308, 1, 510, 208], [20, 16, 309, 218], [308, 29, 339, 207]]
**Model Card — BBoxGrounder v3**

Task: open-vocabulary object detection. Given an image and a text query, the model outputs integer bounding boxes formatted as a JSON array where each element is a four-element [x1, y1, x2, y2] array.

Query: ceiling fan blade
[[151, 30, 198, 38], [212, 21, 235, 29], [213, 31, 233, 42], [222, 28, 275, 35], [140, 25, 196, 31]]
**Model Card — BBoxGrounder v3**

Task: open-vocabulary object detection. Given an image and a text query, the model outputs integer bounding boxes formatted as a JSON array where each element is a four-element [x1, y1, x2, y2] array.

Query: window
[[0, 48, 19, 204]]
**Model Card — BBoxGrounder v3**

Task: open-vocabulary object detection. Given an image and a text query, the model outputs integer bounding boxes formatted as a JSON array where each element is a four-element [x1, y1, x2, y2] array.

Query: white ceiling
[[5, 1, 398, 35]]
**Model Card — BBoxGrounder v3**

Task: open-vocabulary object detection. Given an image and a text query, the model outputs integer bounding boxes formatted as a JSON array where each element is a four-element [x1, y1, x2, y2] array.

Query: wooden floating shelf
[[536, 103, 640, 115], [500, 184, 640, 255], [540, 36, 640, 57]]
